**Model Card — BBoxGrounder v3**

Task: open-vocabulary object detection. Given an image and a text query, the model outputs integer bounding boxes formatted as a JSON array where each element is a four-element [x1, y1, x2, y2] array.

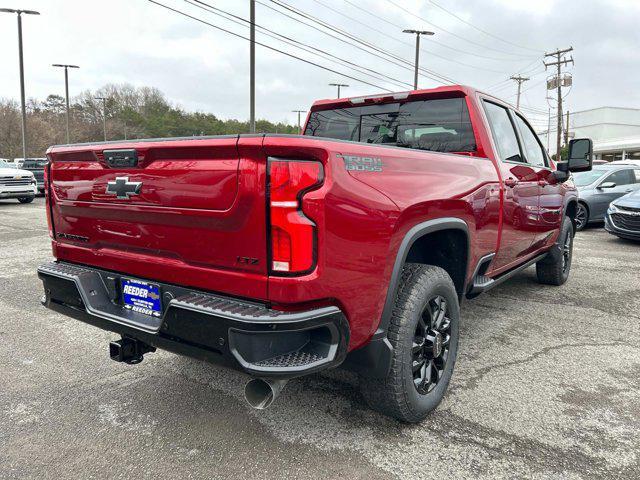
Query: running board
[[466, 253, 547, 299]]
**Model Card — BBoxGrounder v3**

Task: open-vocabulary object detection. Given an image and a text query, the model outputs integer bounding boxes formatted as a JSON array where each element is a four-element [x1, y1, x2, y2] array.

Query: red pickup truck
[[38, 85, 592, 422]]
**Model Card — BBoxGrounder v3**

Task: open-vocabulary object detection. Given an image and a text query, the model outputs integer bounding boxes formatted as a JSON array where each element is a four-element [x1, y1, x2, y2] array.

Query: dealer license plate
[[121, 278, 162, 317]]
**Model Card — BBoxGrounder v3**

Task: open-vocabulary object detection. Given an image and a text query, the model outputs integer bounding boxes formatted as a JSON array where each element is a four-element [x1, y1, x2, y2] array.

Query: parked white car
[[0, 160, 37, 203], [612, 159, 640, 167]]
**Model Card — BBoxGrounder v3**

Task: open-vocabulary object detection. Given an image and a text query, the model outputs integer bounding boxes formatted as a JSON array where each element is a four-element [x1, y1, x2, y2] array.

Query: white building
[[538, 106, 640, 162]]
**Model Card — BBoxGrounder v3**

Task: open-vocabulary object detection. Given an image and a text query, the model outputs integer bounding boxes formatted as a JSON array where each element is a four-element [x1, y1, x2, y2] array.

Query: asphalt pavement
[[1, 197, 639, 479]]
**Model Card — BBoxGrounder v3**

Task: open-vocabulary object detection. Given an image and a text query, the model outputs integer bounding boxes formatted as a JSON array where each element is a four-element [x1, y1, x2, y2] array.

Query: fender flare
[[379, 217, 470, 333], [342, 217, 469, 378]]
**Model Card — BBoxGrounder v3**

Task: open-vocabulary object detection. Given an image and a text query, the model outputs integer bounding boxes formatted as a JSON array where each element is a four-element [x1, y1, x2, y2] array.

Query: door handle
[[504, 178, 518, 188], [625, 189, 633, 193]]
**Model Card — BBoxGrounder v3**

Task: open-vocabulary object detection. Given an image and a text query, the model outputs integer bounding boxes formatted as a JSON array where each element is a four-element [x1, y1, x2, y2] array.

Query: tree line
[[0, 83, 298, 159]]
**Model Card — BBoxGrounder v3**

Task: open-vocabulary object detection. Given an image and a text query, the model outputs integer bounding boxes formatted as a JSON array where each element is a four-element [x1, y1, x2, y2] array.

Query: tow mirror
[[598, 181, 616, 189], [554, 138, 593, 182], [567, 138, 593, 172]]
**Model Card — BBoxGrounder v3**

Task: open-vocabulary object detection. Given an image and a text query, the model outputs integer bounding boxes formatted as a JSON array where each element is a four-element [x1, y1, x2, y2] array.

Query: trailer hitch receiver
[[109, 337, 156, 364]]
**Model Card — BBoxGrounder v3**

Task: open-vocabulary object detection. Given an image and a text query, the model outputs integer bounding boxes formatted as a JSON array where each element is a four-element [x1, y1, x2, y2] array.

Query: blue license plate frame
[[121, 278, 163, 317]]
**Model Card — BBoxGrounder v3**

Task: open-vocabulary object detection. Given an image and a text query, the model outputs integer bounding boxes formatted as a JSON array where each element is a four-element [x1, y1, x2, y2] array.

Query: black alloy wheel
[[412, 295, 451, 395]]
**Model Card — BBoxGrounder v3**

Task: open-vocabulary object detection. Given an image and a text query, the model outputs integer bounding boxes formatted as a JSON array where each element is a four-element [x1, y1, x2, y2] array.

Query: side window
[[606, 169, 635, 186], [634, 169, 640, 183], [514, 115, 547, 167], [483, 101, 523, 163]]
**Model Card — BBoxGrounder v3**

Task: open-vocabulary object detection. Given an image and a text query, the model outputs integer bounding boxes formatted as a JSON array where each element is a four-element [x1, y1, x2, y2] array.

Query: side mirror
[[567, 138, 593, 172], [598, 181, 616, 189], [555, 138, 593, 181]]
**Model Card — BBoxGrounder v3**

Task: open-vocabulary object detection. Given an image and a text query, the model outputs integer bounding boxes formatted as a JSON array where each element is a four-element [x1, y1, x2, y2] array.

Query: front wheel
[[575, 203, 588, 231], [359, 264, 459, 423], [536, 216, 574, 285], [18, 196, 34, 204]]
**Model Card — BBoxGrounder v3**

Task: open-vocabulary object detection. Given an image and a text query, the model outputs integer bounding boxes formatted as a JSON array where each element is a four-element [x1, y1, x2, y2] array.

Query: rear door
[[47, 136, 269, 299], [482, 100, 539, 272]]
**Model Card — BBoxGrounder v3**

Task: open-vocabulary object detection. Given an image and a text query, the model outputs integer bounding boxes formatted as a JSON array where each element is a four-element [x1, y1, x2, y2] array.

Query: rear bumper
[[38, 261, 349, 378]]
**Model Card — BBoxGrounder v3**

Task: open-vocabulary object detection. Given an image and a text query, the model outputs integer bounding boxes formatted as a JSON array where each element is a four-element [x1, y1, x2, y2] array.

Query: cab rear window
[[304, 97, 476, 153]]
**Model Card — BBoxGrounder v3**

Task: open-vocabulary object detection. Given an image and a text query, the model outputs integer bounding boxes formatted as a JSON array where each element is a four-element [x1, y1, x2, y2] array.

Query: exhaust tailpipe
[[244, 378, 289, 410]]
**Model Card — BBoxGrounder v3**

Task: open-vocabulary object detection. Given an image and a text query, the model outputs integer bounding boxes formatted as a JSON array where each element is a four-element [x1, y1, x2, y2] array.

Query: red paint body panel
[[44, 86, 576, 352]]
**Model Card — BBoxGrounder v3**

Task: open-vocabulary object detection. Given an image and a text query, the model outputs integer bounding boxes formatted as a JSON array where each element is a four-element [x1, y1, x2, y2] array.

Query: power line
[[147, 0, 393, 92], [426, 0, 542, 53], [310, 0, 516, 74], [185, 0, 413, 89], [544, 46, 574, 160], [384, 0, 540, 59], [342, 0, 532, 63], [268, 0, 457, 84], [255, 0, 451, 86], [266, 0, 458, 85]]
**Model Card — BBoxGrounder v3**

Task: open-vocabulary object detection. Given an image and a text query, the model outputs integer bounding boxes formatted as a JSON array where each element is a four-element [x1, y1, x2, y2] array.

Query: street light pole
[[52, 64, 80, 144], [402, 29, 434, 90], [95, 97, 107, 141], [329, 83, 349, 98], [292, 110, 306, 134], [1, 8, 40, 159]]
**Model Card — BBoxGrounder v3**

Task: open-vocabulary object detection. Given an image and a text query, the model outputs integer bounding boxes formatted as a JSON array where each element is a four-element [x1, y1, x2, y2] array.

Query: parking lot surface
[[1, 197, 639, 479]]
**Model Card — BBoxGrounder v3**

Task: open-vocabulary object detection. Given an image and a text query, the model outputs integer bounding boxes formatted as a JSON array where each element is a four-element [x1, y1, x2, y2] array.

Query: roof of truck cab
[[309, 84, 514, 112]]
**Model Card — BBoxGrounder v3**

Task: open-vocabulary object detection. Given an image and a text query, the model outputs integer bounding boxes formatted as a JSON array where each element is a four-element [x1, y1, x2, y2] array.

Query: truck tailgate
[[47, 136, 268, 299]]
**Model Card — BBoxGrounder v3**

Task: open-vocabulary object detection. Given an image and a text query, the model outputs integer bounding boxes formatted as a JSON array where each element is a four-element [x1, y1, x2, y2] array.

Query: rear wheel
[[18, 196, 34, 204], [359, 264, 459, 423], [536, 216, 573, 285], [575, 203, 588, 231]]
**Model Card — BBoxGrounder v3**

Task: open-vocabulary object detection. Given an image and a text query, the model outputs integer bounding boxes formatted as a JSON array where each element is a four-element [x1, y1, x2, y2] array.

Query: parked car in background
[[573, 163, 640, 230], [605, 189, 640, 240], [612, 159, 640, 167], [20, 158, 48, 194], [0, 160, 37, 203]]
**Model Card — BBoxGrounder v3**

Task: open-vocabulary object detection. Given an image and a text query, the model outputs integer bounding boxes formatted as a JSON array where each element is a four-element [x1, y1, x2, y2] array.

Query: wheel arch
[[565, 198, 578, 229], [342, 217, 470, 379], [380, 218, 470, 333]]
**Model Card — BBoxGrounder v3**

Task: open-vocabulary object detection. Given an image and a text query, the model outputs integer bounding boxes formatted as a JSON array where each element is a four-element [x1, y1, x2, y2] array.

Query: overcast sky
[[1, 0, 639, 130]]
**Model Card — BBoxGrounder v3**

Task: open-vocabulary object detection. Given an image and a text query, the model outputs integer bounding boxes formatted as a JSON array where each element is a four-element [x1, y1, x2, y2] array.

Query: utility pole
[[564, 110, 570, 147], [249, 0, 256, 133], [329, 83, 349, 98], [546, 107, 551, 153], [95, 97, 107, 141], [292, 110, 306, 134], [403, 29, 434, 90], [544, 47, 573, 161], [52, 64, 80, 144], [510, 75, 530, 109], [1, 8, 40, 159]]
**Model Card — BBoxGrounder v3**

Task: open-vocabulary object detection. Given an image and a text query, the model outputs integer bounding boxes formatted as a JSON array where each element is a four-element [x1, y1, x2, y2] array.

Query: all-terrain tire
[[359, 264, 460, 423], [536, 216, 574, 285]]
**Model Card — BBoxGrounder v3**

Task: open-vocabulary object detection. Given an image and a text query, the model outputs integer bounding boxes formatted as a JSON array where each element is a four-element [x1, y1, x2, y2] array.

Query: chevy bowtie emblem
[[106, 176, 142, 199]]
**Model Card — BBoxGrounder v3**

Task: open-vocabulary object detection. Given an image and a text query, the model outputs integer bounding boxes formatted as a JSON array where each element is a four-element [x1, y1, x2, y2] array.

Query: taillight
[[44, 161, 56, 239], [268, 159, 323, 275]]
